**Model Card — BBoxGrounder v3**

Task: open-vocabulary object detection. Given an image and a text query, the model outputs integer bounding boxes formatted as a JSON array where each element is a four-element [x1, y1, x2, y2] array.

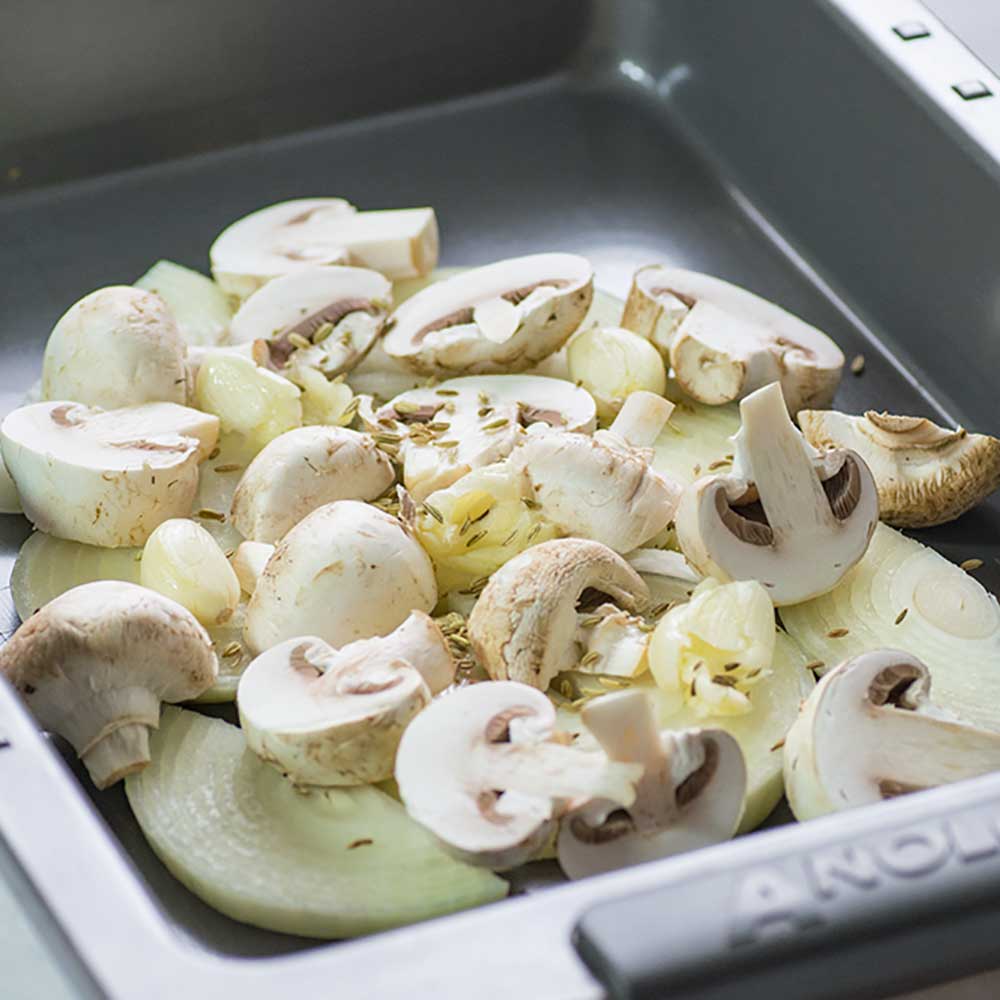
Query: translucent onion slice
[[10, 531, 248, 703], [135, 260, 233, 347], [125, 708, 507, 937], [652, 384, 740, 487], [190, 432, 256, 553], [782, 523, 1000, 731], [555, 632, 813, 832]]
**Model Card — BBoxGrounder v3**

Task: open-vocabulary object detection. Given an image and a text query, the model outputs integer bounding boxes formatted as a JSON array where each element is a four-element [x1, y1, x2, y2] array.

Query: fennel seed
[[465, 531, 487, 548], [708, 458, 732, 470], [459, 516, 473, 536], [373, 432, 401, 444], [312, 322, 334, 344], [222, 641, 242, 659], [580, 651, 603, 668], [197, 508, 226, 522], [723, 661, 741, 672], [434, 439, 459, 449], [348, 838, 374, 850], [213, 463, 242, 473], [961, 558, 984, 571], [805, 660, 825, 672], [483, 417, 509, 431], [208, 446, 221, 461], [502, 528, 518, 546], [428, 421, 451, 432], [392, 400, 423, 415], [478, 392, 491, 405], [526, 523, 542, 542], [521, 496, 542, 510], [478, 406, 493, 418], [288, 332, 312, 351], [894, 608, 909, 625], [851, 353, 866, 375], [421, 502, 444, 523], [826, 627, 849, 638], [711, 674, 739, 687], [770, 738, 785, 752], [435, 388, 459, 396], [692, 464, 701, 475]]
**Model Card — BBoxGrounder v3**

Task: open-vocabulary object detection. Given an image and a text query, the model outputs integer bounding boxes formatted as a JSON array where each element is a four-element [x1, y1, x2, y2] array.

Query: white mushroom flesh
[[1, 401, 219, 547], [784, 649, 1000, 821], [675, 382, 879, 605]]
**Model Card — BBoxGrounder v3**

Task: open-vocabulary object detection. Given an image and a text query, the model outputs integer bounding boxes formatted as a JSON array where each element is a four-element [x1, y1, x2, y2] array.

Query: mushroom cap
[[798, 409, 1000, 528], [210, 199, 438, 300], [365, 374, 596, 500], [623, 266, 844, 412], [557, 689, 746, 877], [783, 649, 1000, 821], [0, 580, 217, 786], [231, 426, 395, 542], [238, 612, 454, 786], [676, 383, 878, 605], [244, 500, 437, 654], [229, 265, 391, 378], [395, 680, 641, 870], [42, 286, 188, 409], [1, 401, 219, 547], [382, 254, 594, 375], [508, 422, 681, 554], [468, 538, 649, 689]]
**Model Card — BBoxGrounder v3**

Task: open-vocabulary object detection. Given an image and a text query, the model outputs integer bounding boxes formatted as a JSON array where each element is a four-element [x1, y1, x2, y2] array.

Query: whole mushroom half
[[362, 374, 596, 500], [798, 409, 1000, 528], [238, 611, 455, 786], [621, 266, 844, 412], [229, 265, 392, 379], [784, 649, 1000, 821], [676, 382, 878, 605], [210, 198, 439, 300], [395, 681, 643, 870], [0, 581, 217, 788], [557, 690, 746, 878], [468, 538, 649, 690], [231, 426, 394, 542], [244, 500, 437, 654], [508, 391, 682, 553], [1, 401, 219, 547], [42, 287, 188, 409], [382, 254, 594, 376]]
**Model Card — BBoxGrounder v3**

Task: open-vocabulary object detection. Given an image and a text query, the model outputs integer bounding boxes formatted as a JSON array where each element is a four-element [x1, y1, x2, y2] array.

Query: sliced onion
[[125, 708, 507, 937], [782, 523, 1000, 731], [652, 384, 740, 487]]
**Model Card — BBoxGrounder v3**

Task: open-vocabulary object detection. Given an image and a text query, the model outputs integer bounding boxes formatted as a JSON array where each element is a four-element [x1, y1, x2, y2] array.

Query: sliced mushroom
[[362, 374, 595, 500], [42, 287, 188, 409], [244, 500, 437, 655], [675, 383, 878, 605], [798, 409, 1000, 528], [574, 605, 650, 678], [784, 649, 1000, 821], [395, 680, 642, 869], [621, 266, 844, 412], [508, 391, 682, 553], [210, 199, 439, 301], [229, 265, 391, 378], [238, 611, 454, 787], [0, 581, 217, 788], [557, 690, 745, 877], [468, 539, 649, 690], [382, 254, 594, 375], [231, 426, 394, 542], [1, 401, 219, 547]]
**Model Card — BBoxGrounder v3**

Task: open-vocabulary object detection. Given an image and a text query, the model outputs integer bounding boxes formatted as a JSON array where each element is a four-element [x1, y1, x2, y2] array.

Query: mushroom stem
[[608, 392, 674, 449], [80, 723, 152, 790], [734, 382, 830, 535]]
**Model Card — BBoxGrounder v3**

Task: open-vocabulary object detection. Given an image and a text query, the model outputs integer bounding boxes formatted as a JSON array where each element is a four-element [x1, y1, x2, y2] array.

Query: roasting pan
[[4, 1, 1000, 997]]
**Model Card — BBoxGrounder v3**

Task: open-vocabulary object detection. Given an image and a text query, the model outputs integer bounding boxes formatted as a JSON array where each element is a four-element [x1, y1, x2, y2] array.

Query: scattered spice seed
[[421, 502, 444, 523], [723, 662, 741, 672], [478, 392, 491, 405], [214, 463, 242, 473], [526, 523, 542, 542], [434, 439, 459, 449], [649, 602, 673, 618], [312, 322, 334, 344], [224, 549, 235, 559], [392, 400, 423, 415], [826, 627, 850, 638], [712, 674, 739, 687], [222, 641, 242, 659], [745, 668, 762, 679], [850, 354, 865, 375], [471, 505, 493, 524], [637, 621, 656, 633], [465, 531, 487, 548], [208, 447, 221, 461], [340, 398, 360, 421], [288, 332, 312, 351], [478, 406, 493, 418], [347, 838, 374, 850], [692, 464, 701, 475], [373, 432, 401, 444], [435, 388, 459, 396], [961, 558, 984, 572], [770, 738, 785, 753], [708, 458, 732, 470], [197, 508, 226, 522], [894, 608, 909, 625], [428, 421, 451, 432], [580, 651, 603, 668], [560, 680, 573, 699], [502, 528, 518, 546], [459, 516, 473, 536], [521, 497, 542, 510], [805, 660, 825, 672], [483, 417, 509, 431], [134, 552, 143, 562]]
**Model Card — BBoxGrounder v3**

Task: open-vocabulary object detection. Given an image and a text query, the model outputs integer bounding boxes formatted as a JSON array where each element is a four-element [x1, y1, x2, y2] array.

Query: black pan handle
[[573, 780, 1000, 1000]]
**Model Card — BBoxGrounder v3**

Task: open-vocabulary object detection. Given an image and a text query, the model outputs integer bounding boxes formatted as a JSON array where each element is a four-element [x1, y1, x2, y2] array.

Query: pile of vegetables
[[3, 197, 1000, 939]]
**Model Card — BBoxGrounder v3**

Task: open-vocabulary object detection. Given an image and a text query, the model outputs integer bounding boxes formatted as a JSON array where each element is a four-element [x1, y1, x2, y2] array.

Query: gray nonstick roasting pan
[[3, 2, 1000, 997]]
